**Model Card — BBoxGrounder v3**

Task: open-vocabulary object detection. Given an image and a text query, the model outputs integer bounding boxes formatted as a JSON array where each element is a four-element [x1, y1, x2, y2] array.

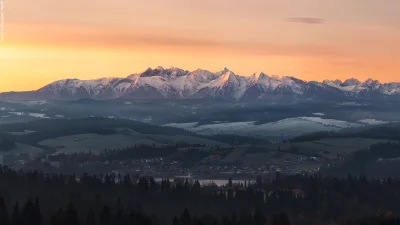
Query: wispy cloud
[[7, 22, 345, 58], [284, 17, 325, 24]]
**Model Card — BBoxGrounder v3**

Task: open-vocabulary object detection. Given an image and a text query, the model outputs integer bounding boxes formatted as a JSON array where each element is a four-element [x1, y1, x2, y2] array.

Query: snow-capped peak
[[214, 70, 238, 86], [189, 69, 216, 83], [252, 71, 268, 80], [361, 78, 380, 87], [215, 67, 232, 76], [343, 78, 361, 86], [323, 79, 343, 86]]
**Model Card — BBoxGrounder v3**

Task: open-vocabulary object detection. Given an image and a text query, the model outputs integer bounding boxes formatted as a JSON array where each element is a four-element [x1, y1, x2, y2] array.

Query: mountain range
[[2, 66, 400, 101]]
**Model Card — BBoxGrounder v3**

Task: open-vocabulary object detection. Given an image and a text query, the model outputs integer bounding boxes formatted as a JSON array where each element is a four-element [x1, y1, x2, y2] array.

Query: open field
[[39, 130, 229, 154], [164, 117, 361, 139], [39, 133, 156, 153], [220, 147, 247, 163], [0, 143, 45, 164]]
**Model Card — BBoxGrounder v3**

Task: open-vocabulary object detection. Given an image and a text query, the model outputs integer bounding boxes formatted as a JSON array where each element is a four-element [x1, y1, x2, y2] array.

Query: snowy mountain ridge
[[4, 66, 400, 101]]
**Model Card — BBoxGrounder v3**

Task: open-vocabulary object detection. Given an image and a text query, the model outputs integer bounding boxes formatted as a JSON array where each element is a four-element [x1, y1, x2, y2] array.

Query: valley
[[1, 84, 400, 180]]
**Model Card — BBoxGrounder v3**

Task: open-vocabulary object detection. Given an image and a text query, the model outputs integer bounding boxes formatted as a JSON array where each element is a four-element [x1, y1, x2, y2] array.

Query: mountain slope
[[1, 66, 400, 101]]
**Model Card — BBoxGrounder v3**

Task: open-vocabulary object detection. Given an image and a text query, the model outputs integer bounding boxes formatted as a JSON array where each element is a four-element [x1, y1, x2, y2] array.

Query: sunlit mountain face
[[1, 67, 399, 102]]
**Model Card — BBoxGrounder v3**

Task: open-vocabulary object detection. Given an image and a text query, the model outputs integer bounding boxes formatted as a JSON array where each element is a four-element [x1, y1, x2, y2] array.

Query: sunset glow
[[1, 0, 400, 92]]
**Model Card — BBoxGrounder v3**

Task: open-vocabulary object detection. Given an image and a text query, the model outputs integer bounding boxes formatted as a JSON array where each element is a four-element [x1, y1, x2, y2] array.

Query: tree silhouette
[[99, 205, 112, 225], [180, 209, 191, 225], [85, 209, 96, 225], [11, 202, 20, 225], [173, 216, 180, 225], [0, 197, 9, 225], [65, 203, 80, 225]]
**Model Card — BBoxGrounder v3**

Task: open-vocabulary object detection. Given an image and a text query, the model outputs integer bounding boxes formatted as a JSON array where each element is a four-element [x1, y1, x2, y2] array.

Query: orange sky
[[1, 0, 400, 92]]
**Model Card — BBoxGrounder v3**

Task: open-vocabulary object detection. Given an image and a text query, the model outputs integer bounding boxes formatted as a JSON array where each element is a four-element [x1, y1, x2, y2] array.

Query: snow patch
[[163, 122, 198, 129], [163, 117, 361, 138], [358, 119, 391, 125], [28, 113, 50, 118], [9, 112, 24, 116]]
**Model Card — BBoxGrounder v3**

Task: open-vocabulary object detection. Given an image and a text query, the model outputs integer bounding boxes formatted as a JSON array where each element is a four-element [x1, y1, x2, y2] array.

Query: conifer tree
[[173, 216, 180, 225], [180, 209, 191, 225], [99, 205, 112, 225], [85, 209, 96, 225], [0, 197, 9, 225], [65, 203, 80, 225], [11, 202, 20, 225]]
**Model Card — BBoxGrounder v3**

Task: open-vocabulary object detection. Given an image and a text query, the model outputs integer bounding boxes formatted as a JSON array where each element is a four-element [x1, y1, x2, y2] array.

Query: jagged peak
[[362, 78, 381, 86], [190, 69, 214, 78], [220, 70, 236, 79], [127, 73, 140, 80], [323, 79, 343, 86], [323, 79, 332, 83], [29, 66, 400, 101], [283, 76, 305, 84], [334, 79, 343, 84], [364, 78, 378, 83], [215, 67, 231, 75], [253, 71, 266, 76], [252, 71, 269, 81], [271, 75, 281, 80], [192, 68, 212, 73], [343, 78, 361, 86]]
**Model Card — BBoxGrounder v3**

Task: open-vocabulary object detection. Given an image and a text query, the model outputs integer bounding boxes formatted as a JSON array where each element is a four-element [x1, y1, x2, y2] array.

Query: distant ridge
[[1, 66, 400, 101]]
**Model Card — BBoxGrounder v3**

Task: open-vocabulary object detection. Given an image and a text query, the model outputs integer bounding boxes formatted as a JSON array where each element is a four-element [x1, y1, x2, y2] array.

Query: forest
[[291, 123, 400, 143], [321, 142, 400, 178], [0, 167, 399, 225]]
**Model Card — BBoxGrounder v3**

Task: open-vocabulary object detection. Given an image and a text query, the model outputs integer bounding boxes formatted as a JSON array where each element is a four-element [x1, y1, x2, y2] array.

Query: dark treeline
[[45, 144, 230, 164], [0, 167, 400, 225], [368, 143, 400, 159], [291, 123, 400, 143], [206, 135, 271, 145]]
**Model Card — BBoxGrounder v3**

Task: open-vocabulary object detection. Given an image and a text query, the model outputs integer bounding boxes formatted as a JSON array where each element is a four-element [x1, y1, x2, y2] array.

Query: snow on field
[[9, 112, 24, 116], [7, 130, 36, 136], [298, 117, 360, 128], [164, 117, 362, 137], [358, 119, 391, 125], [27, 100, 48, 105], [163, 122, 199, 129], [8, 112, 50, 119], [28, 113, 50, 118], [337, 102, 363, 106], [6, 100, 48, 106]]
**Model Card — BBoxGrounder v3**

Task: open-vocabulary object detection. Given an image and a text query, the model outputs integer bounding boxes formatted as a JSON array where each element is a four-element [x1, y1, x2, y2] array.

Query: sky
[[1, 0, 400, 92]]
